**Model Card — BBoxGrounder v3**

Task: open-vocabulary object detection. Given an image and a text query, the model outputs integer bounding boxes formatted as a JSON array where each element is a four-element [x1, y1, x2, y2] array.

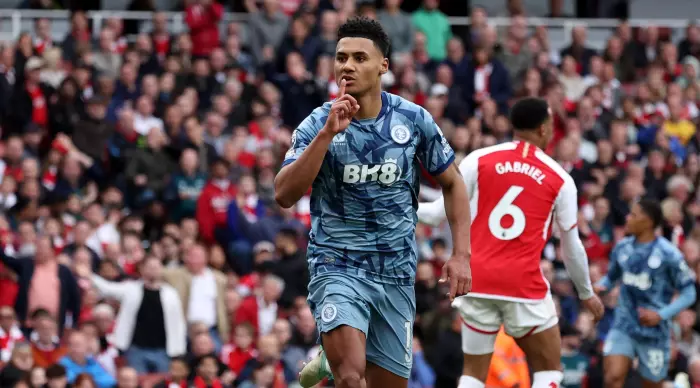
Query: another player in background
[[416, 97, 604, 388], [274, 17, 472, 388], [596, 199, 697, 388]]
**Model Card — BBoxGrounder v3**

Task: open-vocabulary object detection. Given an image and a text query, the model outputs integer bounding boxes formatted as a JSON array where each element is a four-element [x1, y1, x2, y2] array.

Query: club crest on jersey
[[648, 255, 661, 269], [321, 304, 337, 323], [390, 125, 410, 145]]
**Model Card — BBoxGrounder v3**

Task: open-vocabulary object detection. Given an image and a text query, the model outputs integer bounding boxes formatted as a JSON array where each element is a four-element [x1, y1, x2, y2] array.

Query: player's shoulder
[[616, 236, 635, 247], [657, 237, 684, 259], [385, 92, 431, 124], [533, 149, 576, 187], [297, 103, 332, 133], [467, 142, 518, 161]]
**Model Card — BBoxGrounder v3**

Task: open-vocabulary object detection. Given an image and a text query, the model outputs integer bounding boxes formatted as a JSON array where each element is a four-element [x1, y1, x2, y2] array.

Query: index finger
[[338, 78, 346, 96], [449, 275, 458, 302]]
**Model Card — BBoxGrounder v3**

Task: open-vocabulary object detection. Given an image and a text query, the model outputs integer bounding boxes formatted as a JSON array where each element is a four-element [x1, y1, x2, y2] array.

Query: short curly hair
[[337, 16, 390, 57]]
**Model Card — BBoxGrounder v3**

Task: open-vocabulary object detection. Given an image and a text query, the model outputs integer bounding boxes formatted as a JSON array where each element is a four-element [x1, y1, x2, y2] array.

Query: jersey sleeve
[[459, 151, 479, 198], [602, 241, 624, 288], [553, 175, 578, 232], [668, 249, 696, 289], [417, 109, 455, 175], [281, 108, 326, 168], [416, 153, 477, 226]]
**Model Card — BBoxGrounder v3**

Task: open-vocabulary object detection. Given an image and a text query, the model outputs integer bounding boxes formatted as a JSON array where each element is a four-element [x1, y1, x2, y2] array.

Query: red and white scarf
[[42, 165, 58, 191], [242, 195, 260, 223], [192, 376, 223, 388], [0, 325, 25, 362], [474, 64, 492, 100]]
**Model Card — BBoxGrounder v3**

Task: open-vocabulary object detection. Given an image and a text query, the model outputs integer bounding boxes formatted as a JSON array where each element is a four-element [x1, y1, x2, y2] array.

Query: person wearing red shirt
[[196, 158, 237, 245], [220, 323, 257, 375], [185, 0, 224, 57], [418, 98, 604, 388]]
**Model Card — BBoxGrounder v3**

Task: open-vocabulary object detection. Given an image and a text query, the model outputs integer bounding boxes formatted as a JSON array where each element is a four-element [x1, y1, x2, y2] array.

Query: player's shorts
[[603, 329, 670, 383], [307, 272, 415, 379], [454, 294, 559, 355]]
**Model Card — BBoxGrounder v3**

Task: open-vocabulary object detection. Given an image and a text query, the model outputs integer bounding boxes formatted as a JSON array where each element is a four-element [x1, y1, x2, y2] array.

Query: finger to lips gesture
[[327, 79, 360, 134]]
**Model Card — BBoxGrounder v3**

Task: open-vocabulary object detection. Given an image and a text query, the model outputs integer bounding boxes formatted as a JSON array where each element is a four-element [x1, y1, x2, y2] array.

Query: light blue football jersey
[[604, 236, 695, 346], [282, 92, 455, 285]]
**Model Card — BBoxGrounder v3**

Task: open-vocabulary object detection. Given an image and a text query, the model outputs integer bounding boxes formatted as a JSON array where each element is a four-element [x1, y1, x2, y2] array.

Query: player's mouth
[[341, 75, 355, 85]]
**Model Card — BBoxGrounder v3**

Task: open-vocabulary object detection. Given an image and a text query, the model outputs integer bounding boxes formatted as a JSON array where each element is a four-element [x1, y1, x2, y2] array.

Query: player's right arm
[[554, 175, 604, 320], [274, 80, 359, 208], [595, 241, 624, 294], [554, 175, 595, 300]]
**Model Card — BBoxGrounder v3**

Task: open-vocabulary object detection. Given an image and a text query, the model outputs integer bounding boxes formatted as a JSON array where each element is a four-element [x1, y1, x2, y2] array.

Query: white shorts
[[453, 294, 559, 355]]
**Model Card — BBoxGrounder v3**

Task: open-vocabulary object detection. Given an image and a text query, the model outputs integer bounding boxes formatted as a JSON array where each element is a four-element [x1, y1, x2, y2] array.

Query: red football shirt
[[418, 141, 579, 302]]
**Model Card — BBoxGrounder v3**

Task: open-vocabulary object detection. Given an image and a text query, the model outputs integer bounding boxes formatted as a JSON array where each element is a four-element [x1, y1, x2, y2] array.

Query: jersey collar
[[351, 91, 389, 125]]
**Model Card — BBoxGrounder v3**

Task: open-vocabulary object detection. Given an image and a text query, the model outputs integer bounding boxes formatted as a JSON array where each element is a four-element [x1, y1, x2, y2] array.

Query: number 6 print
[[488, 186, 526, 240]]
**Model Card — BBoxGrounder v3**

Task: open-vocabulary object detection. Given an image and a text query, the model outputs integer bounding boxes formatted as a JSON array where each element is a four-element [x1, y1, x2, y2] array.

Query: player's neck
[[513, 132, 544, 150], [354, 89, 383, 120], [635, 230, 656, 243]]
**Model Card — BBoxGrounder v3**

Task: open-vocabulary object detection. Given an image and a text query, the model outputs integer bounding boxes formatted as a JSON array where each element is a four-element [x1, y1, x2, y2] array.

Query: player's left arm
[[555, 176, 595, 300], [433, 164, 471, 258], [657, 252, 697, 321], [417, 110, 471, 297]]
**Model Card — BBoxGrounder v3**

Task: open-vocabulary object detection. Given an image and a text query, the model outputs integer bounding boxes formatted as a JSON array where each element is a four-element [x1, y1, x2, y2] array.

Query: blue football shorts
[[307, 271, 416, 378], [603, 328, 670, 382]]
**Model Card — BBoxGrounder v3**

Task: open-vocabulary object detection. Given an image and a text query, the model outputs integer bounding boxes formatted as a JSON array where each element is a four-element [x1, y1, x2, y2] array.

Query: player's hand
[[439, 254, 472, 302], [593, 284, 607, 295], [638, 307, 662, 327], [323, 79, 360, 135], [581, 294, 604, 322]]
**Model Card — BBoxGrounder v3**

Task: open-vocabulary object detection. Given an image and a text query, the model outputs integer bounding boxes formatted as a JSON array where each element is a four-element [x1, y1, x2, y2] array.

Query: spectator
[[59, 331, 115, 388], [463, 44, 511, 115], [248, 0, 290, 66], [72, 95, 114, 163], [114, 366, 138, 388], [271, 227, 308, 308], [184, 0, 224, 57], [412, 0, 451, 61], [8, 57, 52, 134], [378, 0, 414, 62], [236, 333, 295, 385], [166, 148, 208, 222], [221, 322, 256, 376], [560, 26, 597, 75], [0, 342, 33, 387], [153, 357, 190, 388], [124, 127, 174, 208], [29, 311, 67, 368], [82, 256, 186, 374], [196, 158, 236, 245], [93, 28, 122, 79], [191, 354, 227, 388], [0, 235, 81, 334], [0, 305, 24, 362], [234, 274, 284, 337], [164, 244, 229, 347], [45, 364, 69, 388]]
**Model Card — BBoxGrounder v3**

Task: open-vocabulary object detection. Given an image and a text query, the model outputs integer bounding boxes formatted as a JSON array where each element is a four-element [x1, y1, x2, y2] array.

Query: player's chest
[[618, 246, 665, 290], [326, 124, 418, 185]]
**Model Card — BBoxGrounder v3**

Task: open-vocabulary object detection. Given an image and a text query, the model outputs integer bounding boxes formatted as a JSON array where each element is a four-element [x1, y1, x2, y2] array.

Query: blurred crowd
[[0, 0, 699, 387]]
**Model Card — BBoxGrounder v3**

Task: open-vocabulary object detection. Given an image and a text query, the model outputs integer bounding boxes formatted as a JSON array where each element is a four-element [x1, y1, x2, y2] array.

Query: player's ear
[[380, 57, 389, 76]]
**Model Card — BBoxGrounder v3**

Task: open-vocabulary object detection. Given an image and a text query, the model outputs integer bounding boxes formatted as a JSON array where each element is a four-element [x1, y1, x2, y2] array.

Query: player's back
[[463, 140, 577, 302]]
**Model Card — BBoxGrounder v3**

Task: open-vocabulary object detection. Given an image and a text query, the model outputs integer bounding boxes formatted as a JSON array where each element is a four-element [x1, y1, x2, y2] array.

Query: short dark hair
[[638, 198, 663, 228], [509, 97, 551, 131], [637, 198, 664, 228], [46, 364, 67, 379], [337, 16, 390, 57]]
